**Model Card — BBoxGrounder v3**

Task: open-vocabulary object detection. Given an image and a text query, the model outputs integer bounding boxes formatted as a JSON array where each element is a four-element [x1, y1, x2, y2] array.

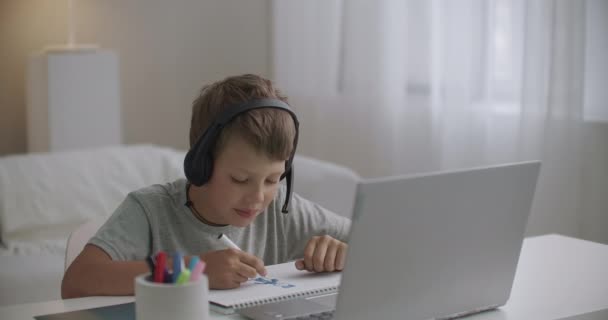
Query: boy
[[61, 74, 351, 298]]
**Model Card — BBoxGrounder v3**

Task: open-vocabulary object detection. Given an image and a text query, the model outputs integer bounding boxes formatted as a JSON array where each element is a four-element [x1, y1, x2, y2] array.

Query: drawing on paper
[[252, 277, 296, 289]]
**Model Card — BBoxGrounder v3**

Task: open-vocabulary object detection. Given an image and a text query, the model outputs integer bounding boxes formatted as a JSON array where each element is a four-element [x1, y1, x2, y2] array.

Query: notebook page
[[209, 262, 341, 309]]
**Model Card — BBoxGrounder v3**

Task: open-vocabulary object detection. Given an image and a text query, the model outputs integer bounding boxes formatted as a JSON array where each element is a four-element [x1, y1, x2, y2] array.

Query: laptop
[[238, 161, 541, 320]]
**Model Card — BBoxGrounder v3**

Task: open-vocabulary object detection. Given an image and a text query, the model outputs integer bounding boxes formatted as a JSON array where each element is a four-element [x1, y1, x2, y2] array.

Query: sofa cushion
[[0, 144, 185, 253]]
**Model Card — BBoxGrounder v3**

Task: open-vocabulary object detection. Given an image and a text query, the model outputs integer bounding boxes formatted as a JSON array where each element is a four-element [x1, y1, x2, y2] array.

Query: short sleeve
[[88, 193, 152, 261]]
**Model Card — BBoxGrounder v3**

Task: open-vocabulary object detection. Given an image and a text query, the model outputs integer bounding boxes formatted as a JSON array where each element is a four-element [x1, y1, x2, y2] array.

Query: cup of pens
[[135, 252, 209, 320]]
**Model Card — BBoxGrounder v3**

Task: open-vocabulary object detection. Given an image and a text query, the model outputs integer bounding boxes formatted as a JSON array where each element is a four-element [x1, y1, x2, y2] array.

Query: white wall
[[0, 0, 271, 155]]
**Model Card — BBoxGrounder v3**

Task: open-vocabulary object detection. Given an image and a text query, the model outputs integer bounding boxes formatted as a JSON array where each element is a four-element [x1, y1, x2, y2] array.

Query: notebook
[[209, 261, 341, 314]]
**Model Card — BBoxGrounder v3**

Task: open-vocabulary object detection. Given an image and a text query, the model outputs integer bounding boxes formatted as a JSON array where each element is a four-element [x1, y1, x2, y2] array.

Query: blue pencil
[[172, 252, 182, 283]]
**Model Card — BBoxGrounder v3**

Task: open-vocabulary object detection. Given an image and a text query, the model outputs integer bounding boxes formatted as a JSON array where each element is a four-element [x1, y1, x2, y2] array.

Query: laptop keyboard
[[287, 310, 335, 320]]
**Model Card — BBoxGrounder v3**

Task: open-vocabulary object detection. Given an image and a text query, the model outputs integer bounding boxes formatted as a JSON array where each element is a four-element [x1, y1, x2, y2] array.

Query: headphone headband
[[216, 98, 293, 125]]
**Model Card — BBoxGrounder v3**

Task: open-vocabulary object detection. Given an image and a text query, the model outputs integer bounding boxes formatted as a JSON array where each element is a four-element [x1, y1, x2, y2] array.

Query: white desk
[[2, 234, 607, 320]]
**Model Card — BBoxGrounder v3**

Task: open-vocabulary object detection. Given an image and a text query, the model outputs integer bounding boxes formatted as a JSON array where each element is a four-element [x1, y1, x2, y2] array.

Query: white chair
[[64, 219, 104, 271]]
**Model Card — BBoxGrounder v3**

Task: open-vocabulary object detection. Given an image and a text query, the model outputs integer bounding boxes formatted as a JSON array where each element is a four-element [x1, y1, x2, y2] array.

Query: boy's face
[[195, 134, 286, 227]]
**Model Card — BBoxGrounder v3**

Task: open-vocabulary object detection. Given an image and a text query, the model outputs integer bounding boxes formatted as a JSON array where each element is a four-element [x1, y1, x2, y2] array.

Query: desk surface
[[1, 234, 607, 320]]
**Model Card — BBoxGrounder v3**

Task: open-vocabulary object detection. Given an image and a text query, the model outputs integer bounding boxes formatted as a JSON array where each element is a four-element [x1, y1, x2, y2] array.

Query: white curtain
[[272, 0, 589, 238]]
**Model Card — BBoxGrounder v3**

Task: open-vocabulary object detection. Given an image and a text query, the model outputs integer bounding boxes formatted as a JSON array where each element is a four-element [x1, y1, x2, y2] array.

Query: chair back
[[64, 219, 104, 271]]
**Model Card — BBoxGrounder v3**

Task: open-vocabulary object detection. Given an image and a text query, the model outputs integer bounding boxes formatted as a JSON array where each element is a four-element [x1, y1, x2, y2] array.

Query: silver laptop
[[238, 161, 541, 320]]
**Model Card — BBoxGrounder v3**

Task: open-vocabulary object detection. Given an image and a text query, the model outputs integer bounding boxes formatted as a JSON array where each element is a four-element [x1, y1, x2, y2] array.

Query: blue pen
[[172, 252, 182, 283], [188, 256, 200, 272]]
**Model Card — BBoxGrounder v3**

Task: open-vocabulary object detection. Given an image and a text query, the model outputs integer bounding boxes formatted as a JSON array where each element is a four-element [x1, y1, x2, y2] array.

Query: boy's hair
[[189, 74, 296, 161]]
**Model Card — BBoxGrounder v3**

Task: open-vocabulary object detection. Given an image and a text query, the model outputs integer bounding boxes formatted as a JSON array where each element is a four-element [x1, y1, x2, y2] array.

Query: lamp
[[26, 0, 122, 152]]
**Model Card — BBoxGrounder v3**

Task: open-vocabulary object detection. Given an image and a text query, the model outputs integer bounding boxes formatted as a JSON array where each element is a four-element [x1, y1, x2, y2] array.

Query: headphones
[[184, 98, 299, 213]]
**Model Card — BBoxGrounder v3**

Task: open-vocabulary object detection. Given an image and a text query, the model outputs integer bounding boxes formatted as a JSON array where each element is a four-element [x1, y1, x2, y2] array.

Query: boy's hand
[[201, 249, 267, 289], [295, 235, 348, 272]]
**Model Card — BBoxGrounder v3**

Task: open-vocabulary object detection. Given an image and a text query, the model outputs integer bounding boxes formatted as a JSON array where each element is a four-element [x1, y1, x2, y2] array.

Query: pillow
[[0, 144, 185, 251]]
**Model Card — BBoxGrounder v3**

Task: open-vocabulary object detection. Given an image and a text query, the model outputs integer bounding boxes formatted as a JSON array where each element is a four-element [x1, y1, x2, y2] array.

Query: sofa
[[0, 144, 359, 306]]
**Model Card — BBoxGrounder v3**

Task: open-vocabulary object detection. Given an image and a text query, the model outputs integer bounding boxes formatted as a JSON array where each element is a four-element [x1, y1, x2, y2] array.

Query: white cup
[[135, 273, 209, 320]]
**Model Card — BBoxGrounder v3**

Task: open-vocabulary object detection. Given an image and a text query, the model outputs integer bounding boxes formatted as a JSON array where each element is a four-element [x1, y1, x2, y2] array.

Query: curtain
[[272, 0, 589, 238]]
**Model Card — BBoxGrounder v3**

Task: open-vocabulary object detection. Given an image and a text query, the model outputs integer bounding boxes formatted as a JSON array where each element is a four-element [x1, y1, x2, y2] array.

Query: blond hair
[[189, 74, 296, 161]]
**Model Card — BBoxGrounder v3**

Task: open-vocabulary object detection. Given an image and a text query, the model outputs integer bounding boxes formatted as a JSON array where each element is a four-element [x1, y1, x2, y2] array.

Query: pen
[[172, 252, 183, 283], [154, 252, 166, 283], [188, 256, 200, 271], [190, 261, 206, 282], [218, 233, 266, 277], [218, 233, 240, 250], [163, 269, 172, 284], [176, 269, 191, 284]]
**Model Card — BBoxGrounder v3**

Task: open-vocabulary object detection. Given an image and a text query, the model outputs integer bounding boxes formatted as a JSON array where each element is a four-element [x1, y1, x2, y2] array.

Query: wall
[[0, 0, 271, 155], [1, 0, 66, 155]]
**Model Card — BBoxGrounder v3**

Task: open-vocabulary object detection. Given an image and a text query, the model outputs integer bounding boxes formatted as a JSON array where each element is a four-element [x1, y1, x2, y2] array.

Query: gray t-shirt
[[89, 178, 351, 265]]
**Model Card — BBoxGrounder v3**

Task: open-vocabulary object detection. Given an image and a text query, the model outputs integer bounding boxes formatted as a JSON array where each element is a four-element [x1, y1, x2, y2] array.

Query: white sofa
[[0, 144, 359, 306]]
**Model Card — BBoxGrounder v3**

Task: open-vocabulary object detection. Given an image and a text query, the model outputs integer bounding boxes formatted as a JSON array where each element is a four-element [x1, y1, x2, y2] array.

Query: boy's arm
[[62, 192, 153, 298], [61, 244, 148, 298]]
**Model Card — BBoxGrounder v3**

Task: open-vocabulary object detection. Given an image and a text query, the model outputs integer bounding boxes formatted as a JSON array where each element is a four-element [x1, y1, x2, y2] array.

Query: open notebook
[[210, 261, 342, 314]]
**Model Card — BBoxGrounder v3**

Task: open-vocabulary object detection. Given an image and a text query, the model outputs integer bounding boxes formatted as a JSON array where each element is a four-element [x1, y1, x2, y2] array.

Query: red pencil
[[154, 252, 167, 283]]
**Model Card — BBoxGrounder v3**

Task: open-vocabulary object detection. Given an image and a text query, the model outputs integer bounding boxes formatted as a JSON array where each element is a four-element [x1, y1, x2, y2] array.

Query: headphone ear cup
[[184, 147, 201, 185], [199, 150, 214, 185], [184, 125, 219, 186]]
